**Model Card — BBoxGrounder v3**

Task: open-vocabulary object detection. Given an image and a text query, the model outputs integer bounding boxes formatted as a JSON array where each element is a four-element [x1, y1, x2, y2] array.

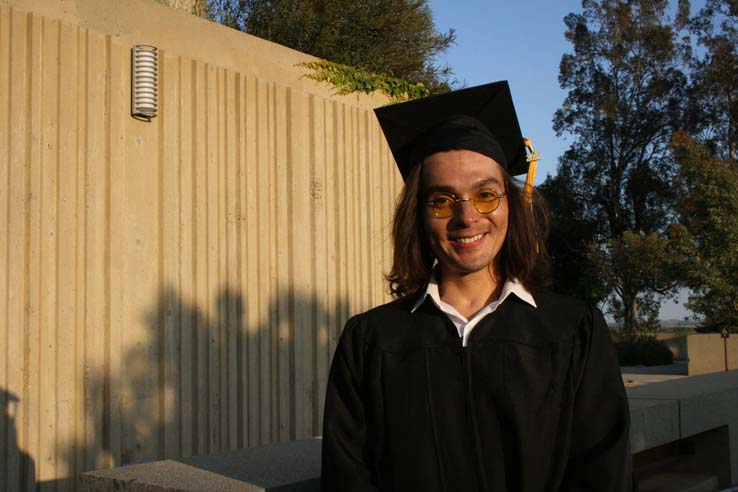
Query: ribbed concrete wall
[[0, 1, 402, 490]]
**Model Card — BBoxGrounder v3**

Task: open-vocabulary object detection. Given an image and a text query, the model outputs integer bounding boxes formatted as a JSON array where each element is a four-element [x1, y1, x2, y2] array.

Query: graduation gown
[[321, 290, 631, 492]]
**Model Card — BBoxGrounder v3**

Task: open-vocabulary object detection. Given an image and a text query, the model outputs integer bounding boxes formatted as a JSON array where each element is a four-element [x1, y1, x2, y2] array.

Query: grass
[[649, 328, 698, 336]]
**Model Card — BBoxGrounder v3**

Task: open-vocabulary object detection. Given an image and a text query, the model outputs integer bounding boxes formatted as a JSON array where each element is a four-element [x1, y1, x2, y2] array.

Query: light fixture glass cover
[[131, 45, 158, 119]]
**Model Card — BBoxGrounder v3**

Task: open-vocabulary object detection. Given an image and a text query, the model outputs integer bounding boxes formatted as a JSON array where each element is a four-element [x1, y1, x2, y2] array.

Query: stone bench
[[80, 439, 321, 492], [628, 370, 738, 489]]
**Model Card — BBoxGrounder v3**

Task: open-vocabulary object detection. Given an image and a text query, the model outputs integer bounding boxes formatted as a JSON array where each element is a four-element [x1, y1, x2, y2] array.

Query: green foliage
[[299, 61, 429, 101], [551, 0, 691, 333], [206, 0, 455, 94], [588, 230, 688, 331], [686, 0, 738, 160], [613, 334, 674, 366], [672, 131, 738, 331], [555, 0, 687, 238], [656, 327, 697, 335], [661, 1, 738, 332], [695, 324, 738, 333], [538, 169, 607, 305], [156, 0, 208, 15]]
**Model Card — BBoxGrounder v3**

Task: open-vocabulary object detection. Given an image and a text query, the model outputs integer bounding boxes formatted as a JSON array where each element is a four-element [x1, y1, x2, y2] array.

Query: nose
[[451, 198, 478, 225]]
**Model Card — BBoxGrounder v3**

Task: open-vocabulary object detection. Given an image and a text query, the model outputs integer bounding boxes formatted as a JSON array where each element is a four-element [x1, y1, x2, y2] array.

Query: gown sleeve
[[321, 316, 382, 492], [561, 305, 633, 492]]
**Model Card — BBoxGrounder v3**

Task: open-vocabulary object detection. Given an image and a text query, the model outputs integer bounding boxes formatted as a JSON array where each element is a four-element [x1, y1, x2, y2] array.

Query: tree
[[667, 0, 738, 331], [672, 132, 738, 331], [687, 0, 738, 159], [587, 229, 688, 328], [538, 169, 607, 305], [205, 0, 456, 93], [549, 0, 690, 333]]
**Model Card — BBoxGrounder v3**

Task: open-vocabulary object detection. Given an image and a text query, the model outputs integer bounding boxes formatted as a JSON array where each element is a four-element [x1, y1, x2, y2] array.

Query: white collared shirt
[[411, 273, 537, 347]]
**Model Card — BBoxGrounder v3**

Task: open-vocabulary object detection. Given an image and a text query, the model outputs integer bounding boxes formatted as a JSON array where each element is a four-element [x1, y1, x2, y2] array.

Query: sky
[[426, 0, 695, 321]]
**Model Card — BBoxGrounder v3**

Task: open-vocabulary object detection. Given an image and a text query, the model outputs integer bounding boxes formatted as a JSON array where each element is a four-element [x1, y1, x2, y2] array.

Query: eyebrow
[[424, 177, 503, 194]]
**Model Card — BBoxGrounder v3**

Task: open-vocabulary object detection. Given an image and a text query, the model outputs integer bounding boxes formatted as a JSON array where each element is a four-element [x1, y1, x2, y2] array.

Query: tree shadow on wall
[[58, 284, 349, 488], [1, 388, 37, 492]]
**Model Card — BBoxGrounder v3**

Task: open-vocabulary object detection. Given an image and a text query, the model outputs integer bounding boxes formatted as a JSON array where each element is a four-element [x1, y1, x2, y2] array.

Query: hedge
[[613, 335, 674, 366]]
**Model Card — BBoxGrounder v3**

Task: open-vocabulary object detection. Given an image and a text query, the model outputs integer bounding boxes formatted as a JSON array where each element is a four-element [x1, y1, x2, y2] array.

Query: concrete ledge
[[628, 370, 738, 485], [80, 439, 321, 492], [628, 398, 681, 452]]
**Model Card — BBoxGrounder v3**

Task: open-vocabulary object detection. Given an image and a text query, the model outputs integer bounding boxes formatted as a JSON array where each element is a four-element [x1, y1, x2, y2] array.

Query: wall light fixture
[[131, 45, 158, 120]]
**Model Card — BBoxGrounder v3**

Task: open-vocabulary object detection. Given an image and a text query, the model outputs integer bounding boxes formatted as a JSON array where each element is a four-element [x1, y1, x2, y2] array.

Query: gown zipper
[[425, 349, 448, 492], [461, 334, 490, 492]]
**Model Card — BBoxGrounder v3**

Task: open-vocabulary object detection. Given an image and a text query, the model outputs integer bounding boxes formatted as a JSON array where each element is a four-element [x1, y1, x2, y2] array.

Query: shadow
[[57, 284, 349, 489], [1, 388, 36, 492]]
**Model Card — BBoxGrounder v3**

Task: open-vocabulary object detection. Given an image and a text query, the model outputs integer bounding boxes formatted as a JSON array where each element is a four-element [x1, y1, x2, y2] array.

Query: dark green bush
[[613, 335, 673, 366], [695, 323, 738, 334]]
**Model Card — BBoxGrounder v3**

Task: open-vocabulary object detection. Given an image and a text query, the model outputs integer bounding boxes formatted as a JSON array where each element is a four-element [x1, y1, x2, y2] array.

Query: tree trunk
[[621, 291, 639, 335]]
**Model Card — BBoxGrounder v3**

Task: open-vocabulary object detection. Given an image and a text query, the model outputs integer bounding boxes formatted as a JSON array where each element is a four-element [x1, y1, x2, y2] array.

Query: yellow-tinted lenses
[[427, 190, 504, 218]]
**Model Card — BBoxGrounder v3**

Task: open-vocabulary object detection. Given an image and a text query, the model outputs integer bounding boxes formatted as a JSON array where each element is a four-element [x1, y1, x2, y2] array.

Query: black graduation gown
[[321, 290, 632, 492]]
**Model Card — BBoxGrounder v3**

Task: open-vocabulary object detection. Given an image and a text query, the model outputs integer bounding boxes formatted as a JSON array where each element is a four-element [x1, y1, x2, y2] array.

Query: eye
[[428, 194, 455, 207], [475, 189, 499, 201]]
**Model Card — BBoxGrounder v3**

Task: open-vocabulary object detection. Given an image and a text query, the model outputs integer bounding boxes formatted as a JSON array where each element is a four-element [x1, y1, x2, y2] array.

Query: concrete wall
[[0, 0, 402, 490], [687, 334, 738, 375]]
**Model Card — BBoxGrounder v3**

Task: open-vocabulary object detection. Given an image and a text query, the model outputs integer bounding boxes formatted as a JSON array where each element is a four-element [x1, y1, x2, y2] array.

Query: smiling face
[[422, 149, 509, 282]]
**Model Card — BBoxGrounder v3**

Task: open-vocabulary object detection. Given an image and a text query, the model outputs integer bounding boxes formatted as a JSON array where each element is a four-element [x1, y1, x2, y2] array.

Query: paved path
[[621, 361, 688, 387]]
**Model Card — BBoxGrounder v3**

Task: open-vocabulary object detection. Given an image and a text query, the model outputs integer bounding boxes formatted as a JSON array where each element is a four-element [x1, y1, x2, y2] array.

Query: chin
[[448, 260, 495, 277]]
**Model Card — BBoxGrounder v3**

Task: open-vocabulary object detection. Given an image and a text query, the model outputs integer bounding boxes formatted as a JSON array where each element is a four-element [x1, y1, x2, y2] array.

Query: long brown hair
[[385, 160, 551, 298]]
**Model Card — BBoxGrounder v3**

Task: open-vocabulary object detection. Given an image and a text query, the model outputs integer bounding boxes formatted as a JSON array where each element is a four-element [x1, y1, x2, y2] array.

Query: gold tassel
[[522, 138, 540, 205], [523, 138, 541, 253]]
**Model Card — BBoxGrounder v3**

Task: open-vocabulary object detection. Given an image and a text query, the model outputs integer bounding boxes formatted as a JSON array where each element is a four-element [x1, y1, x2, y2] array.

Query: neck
[[437, 268, 502, 319]]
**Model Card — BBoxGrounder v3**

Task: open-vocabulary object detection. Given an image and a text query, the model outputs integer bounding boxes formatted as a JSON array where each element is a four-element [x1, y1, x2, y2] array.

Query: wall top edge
[[1, 0, 393, 110]]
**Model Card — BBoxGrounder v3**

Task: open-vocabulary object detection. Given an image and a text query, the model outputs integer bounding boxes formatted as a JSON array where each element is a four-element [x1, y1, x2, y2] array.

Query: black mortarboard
[[374, 81, 528, 179]]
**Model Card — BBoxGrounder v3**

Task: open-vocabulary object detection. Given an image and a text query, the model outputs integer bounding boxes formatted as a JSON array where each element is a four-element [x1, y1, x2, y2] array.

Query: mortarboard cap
[[374, 81, 528, 179]]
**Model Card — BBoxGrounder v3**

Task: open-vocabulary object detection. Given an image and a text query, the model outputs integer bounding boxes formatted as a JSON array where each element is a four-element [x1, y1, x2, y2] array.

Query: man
[[321, 82, 631, 492]]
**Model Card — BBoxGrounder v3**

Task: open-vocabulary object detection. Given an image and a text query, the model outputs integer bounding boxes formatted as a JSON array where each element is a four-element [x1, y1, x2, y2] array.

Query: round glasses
[[426, 189, 506, 218]]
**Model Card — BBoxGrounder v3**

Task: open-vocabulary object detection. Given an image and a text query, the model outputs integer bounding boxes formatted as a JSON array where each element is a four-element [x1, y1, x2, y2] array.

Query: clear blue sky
[[426, 0, 697, 321]]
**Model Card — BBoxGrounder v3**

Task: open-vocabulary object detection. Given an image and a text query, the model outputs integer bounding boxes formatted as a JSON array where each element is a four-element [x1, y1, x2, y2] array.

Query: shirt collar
[[410, 271, 537, 313]]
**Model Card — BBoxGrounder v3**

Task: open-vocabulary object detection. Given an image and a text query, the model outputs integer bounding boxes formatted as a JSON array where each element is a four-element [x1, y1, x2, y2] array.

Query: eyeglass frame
[[425, 190, 507, 218]]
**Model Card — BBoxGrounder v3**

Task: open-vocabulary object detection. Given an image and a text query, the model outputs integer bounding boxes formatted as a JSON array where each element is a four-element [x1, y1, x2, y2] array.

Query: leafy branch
[[299, 60, 429, 101]]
